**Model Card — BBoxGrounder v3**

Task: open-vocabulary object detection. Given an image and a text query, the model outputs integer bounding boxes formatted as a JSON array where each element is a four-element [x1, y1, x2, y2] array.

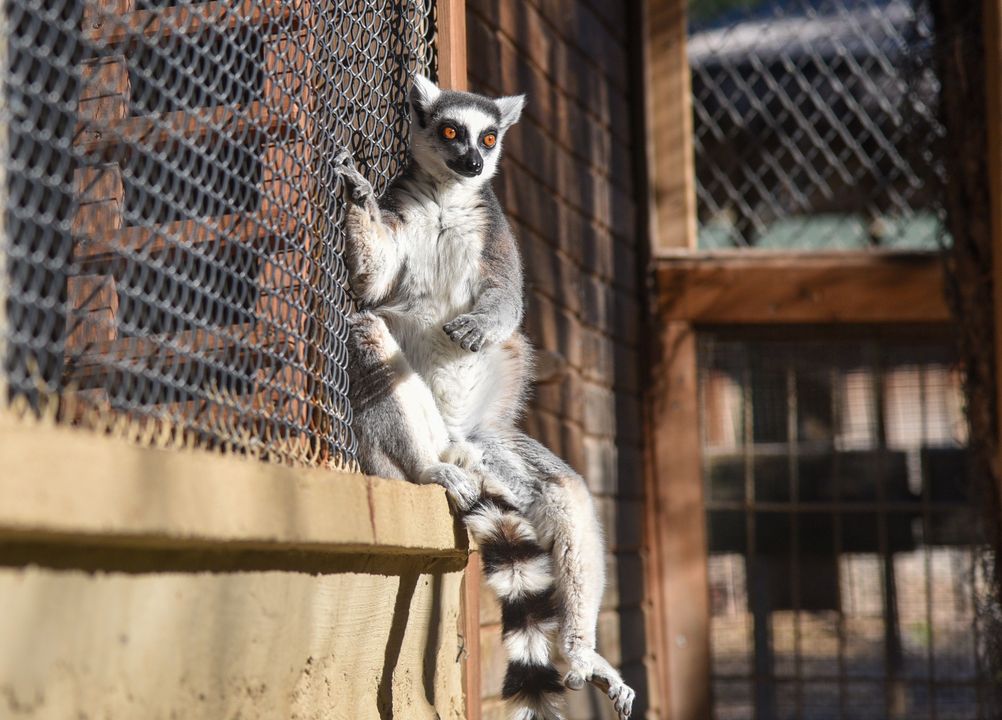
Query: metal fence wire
[[689, 0, 944, 249], [0, 0, 437, 468]]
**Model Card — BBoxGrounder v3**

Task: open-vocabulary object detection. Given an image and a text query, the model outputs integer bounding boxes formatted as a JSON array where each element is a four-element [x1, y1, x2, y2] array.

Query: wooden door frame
[[433, 3, 477, 718], [640, 1, 957, 719]]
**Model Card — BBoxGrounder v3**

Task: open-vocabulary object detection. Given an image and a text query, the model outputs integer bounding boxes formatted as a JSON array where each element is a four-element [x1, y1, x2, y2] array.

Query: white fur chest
[[393, 185, 488, 320]]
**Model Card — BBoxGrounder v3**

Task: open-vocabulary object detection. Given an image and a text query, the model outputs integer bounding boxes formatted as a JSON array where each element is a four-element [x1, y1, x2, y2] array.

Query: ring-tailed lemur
[[336, 74, 635, 720]]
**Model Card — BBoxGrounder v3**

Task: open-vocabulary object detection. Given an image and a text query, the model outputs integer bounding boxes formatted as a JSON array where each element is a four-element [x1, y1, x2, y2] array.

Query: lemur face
[[409, 74, 525, 186]]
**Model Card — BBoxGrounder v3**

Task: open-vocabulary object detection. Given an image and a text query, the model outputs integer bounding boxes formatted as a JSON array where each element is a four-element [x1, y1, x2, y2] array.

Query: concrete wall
[[465, 2, 651, 718], [0, 414, 470, 719]]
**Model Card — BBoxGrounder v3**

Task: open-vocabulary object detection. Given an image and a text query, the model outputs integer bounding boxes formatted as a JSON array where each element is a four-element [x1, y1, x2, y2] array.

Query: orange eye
[[441, 126, 457, 140], [483, 133, 497, 148]]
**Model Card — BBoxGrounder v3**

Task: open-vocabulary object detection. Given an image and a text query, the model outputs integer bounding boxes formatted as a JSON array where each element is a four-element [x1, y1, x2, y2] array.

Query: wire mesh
[[688, 0, 944, 249], [0, 0, 437, 468], [699, 331, 992, 720]]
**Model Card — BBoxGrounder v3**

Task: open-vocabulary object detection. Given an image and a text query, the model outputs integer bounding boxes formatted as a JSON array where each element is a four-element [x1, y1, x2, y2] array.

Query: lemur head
[[408, 73, 525, 186]]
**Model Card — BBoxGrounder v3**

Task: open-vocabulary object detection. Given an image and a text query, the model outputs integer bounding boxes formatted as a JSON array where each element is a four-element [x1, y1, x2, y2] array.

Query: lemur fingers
[[333, 149, 377, 209], [607, 681, 635, 719], [564, 648, 635, 719], [443, 313, 488, 352], [418, 463, 482, 512]]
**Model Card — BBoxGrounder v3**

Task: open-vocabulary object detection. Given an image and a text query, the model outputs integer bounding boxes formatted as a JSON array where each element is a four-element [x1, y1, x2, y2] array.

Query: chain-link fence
[[689, 0, 944, 249], [0, 0, 436, 468]]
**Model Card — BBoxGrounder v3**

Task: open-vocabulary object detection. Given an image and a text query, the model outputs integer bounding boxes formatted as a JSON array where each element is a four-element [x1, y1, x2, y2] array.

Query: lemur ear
[[410, 73, 441, 127], [495, 95, 525, 130]]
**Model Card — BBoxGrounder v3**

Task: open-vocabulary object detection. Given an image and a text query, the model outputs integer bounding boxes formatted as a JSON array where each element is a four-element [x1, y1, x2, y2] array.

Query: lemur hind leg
[[477, 433, 636, 719], [347, 311, 481, 511]]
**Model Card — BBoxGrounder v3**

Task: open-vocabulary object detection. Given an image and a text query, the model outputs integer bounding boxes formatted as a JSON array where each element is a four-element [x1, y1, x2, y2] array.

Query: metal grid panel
[[0, 0, 436, 468], [700, 332, 992, 719], [689, 0, 944, 249]]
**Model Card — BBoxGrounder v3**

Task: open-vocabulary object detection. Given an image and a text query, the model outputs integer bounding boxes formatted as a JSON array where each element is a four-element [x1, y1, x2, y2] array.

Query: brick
[[467, 12, 633, 146], [582, 381, 617, 438], [468, 0, 632, 123], [523, 290, 583, 370], [522, 408, 587, 475]]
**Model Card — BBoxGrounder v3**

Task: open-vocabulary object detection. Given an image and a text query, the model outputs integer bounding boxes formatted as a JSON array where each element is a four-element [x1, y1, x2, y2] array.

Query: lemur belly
[[381, 195, 512, 438]]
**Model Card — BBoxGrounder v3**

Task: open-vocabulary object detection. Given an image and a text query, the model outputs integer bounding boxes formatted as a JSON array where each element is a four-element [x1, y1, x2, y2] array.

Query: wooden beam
[[655, 250, 950, 324], [75, 99, 305, 156], [646, 321, 711, 720], [987, 0, 1002, 495], [434, 3, 475, 714], [462, 550, 481, 720], [644, 0, 697, 253], [84, 0, 293, 47], [436, 0, 467, 91]]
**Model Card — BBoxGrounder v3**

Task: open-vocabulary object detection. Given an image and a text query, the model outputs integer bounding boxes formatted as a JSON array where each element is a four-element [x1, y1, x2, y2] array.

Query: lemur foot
[[441, 441, 484, 470], [443, 313, 488, 352], [564, 648, 635, 719], [419, 462, 481, 513], [332, 148, 376, 208]]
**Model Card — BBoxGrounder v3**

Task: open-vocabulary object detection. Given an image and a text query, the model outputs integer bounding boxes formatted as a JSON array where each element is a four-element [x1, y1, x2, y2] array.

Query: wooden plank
[[0, 409, 466, 557], [655, 250, 950, 324], [253, 250, 313, 427], [644, 0, 697, 253], [986, 0, 1002, 492], [647, 321, 711, 720], [75, 98, 306, 156], [79, 55, 130, 122], [73, 165, 124, 238], [84, 0, 293, 47], [62, 321, 297, 384], [65, 275, 119, 353], [437, 0, 468, 91], [73, 206, 298, 269], [463, 550, 482, 720], [82, 0, 134, 32]]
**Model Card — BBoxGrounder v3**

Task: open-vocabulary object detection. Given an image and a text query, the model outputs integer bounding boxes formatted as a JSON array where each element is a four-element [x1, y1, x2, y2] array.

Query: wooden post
[[462, 549, 481, 720], [434, 5, 474, 715], [436, 0, 467, 91], [644, 0, 697, 253], [986, 0, 1002, 501], [647, 321, 711, 720]]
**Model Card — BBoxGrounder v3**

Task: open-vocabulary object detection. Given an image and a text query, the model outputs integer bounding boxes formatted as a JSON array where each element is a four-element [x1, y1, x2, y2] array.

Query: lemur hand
[[443, 314, 489, 352], [419, 463, 481, 513], [333, 148, 377, 210]]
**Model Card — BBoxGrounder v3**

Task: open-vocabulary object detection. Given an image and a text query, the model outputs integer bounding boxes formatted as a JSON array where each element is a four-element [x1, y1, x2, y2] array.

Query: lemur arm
[[334, 151, 404, 306], [443, 201, 524, 352]]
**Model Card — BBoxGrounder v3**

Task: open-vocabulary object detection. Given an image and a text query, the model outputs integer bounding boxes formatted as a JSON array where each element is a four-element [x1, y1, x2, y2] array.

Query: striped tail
[[462, 493, 565, 720]]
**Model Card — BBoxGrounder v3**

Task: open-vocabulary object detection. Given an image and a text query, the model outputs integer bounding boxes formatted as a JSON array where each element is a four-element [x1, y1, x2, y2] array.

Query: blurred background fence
[[689, 0, 943, 250]]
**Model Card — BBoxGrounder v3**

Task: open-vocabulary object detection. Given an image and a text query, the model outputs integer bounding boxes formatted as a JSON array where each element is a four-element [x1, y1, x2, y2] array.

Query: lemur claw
[[443, 314, 487, 352]]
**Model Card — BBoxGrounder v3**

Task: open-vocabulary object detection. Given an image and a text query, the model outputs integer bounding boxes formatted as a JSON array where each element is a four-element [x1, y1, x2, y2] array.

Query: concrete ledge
[[0, 412, 467, 559]]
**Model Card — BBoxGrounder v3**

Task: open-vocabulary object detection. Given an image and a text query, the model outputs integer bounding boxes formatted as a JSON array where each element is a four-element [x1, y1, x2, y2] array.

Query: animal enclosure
[[0, 0, 999, 719]]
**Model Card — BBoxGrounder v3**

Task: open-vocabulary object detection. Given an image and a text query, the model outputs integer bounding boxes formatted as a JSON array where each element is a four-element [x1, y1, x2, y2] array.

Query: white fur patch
[[503, 621, 559, 666], [510, 695, 566, 720], [485, 554, 553, 599]]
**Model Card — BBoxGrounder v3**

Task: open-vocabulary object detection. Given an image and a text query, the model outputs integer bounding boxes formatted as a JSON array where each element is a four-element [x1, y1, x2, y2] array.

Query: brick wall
[[465, 1, 650, 717]]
